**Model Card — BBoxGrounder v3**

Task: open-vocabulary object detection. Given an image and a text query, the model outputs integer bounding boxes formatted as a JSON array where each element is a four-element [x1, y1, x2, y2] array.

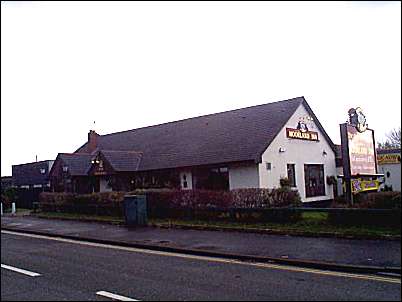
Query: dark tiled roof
[[101, 150, 143, 171], [377, 148, 401, 155], [1, 176, 13, 189], [12, 160, 54, 186], [75, 97, 335, 171], [58, 153, 93, 176]]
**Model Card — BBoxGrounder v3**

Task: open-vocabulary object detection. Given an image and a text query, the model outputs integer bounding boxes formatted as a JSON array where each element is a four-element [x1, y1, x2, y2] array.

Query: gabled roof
[[75, 97, 336, 171], [12, 160, 54, 186], [101, 150, 143, 172], [55, 153, 93, 176]]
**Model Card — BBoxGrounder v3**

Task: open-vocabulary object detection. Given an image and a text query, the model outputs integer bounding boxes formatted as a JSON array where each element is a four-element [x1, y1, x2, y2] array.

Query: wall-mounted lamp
[[279, 147, 286, 153], [322, 150, 328, 156], [39, 168, 46, 174], [62, 166, 68, 172]]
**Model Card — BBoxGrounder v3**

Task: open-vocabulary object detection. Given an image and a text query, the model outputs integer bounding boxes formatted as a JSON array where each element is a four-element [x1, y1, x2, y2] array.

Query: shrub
[[231, 188, 301, 208], [328, 192, 401, 227], [357, 191, 401, 209], [327, 209, 401, 227], [331, 192, 401, 209], [326, 175, 337, 186], [39, 192, 125, 215], [38, 187, 302, 222], [279, 177, 291, 188], [1, 187, 17, 209]]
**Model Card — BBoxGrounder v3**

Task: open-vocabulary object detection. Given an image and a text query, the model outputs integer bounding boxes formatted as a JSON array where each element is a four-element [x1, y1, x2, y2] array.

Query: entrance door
[[304, 164, 325, 198], [90, 176, 100, 193]]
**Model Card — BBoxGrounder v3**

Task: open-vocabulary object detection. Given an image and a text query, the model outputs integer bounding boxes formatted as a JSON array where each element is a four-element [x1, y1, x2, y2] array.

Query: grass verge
[[150, 218, 400, 239], [32, 211, 401, 239], [34, 212, 124, 224]]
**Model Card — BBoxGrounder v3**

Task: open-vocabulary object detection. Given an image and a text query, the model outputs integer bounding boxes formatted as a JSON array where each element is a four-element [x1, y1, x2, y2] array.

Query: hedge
[[39, 188, 302, 223], [331, 191, 401, 209], [327, 209, 401, 227]]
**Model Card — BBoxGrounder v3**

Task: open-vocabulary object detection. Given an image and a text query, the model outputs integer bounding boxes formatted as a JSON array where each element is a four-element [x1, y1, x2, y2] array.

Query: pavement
[[2, 231, 401, 301], [1, 216, 401, 274]]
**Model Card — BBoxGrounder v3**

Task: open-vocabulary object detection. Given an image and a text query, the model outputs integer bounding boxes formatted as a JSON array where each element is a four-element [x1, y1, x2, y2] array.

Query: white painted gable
[[258, 102, 337, 202]]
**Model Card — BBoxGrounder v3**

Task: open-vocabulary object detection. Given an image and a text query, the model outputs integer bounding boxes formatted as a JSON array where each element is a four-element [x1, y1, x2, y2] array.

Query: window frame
[[304, 164, 326, 198], [287, 163, 297, 188]]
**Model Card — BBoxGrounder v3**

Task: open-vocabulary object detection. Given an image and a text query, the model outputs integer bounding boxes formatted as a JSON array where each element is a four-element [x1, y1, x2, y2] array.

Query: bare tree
[[378, 127, 401, 149]]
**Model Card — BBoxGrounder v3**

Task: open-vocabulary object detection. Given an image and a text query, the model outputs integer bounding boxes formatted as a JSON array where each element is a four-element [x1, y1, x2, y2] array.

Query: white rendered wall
[[258, 103, 337, 202], [229, 163, 260, 189], [378, 163, 401, 192]]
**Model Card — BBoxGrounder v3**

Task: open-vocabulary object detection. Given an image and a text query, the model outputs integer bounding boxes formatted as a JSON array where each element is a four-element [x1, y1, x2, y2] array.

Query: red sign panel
[[347, 125, 376, 175]]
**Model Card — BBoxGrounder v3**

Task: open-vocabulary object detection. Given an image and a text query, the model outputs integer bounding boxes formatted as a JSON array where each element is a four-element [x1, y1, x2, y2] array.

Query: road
[[1, 230, 400, 301]]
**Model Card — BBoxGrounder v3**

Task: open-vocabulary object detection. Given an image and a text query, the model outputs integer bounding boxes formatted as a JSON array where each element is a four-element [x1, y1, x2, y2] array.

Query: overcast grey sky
[[1, 1, 401, 176]]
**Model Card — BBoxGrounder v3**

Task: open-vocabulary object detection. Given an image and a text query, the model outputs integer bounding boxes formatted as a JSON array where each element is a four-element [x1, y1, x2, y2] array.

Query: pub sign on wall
[[286, 118, 319, 141]]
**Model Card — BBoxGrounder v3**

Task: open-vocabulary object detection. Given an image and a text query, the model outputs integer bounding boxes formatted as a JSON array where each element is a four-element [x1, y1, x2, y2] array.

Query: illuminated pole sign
[[347, 126, 377, 175], [339, 107, 378, 204]]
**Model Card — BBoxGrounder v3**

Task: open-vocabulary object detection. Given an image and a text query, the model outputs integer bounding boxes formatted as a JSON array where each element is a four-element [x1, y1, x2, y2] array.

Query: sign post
[[339, 107, 380, 205], [340, 123, 353, 204]]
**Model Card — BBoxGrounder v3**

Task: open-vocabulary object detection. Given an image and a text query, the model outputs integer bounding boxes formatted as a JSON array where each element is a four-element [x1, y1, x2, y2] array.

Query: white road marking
[[2, 230, 400, 284], [1, 264, 41, 277], [96, 291, 138, 301]]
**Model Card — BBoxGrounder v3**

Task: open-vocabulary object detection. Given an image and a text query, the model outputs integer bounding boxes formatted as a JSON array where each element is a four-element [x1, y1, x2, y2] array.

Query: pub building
[[49, 96, 338, 203]]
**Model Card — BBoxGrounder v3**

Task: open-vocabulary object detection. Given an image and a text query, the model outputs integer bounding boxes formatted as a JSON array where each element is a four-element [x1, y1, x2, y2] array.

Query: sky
[[1, 1, 401, 176]]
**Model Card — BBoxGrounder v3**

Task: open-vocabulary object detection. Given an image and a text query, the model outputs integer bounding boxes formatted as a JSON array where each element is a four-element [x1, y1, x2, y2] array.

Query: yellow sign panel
[[377, 154, 401, 165], [350, 179, 380, 194]]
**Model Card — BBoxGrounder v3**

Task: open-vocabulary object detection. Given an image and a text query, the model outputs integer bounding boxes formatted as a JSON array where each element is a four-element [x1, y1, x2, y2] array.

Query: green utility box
[[123, 195, 147, 226]]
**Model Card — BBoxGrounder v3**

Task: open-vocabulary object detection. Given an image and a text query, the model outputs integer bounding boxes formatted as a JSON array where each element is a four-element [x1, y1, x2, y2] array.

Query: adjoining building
[[12, 160, 54, 189], [49, 96, 338, 203], [11, 160, 54, 208], [1, 176, 13, 191], [377, 148, 401, 192]]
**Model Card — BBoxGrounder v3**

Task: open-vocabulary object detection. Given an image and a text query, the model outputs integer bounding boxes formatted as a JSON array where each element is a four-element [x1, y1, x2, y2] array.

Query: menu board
[[347, 125, 376, 175]]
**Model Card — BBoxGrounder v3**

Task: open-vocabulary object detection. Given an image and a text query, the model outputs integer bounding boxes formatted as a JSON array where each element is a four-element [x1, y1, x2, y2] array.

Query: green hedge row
[[331, 191, 401, 209], [39, 188, 302, 209], [38, 190, 401, 226], [327, 209, 401, 227], [39, 188, 302, 223]]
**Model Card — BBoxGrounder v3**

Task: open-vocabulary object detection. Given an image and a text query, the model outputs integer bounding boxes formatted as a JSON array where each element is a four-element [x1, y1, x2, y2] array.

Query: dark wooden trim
[[340, 123, 352, 203]]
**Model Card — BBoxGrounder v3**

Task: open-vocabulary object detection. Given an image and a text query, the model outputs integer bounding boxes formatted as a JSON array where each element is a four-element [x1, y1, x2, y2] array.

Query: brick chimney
[[87, 130, 99, 153]]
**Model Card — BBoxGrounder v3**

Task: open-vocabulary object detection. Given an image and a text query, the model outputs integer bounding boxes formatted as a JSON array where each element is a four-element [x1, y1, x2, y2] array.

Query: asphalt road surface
[[1, 230, 400, 301]]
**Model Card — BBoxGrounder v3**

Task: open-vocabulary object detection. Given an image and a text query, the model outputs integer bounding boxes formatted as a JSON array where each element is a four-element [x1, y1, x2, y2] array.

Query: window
[[287, 164, 296, 187], [266, 162, 272, 170], [182, 174, 188, 188], [193, 167, 229, 190], [304, 164, 325, 198]]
